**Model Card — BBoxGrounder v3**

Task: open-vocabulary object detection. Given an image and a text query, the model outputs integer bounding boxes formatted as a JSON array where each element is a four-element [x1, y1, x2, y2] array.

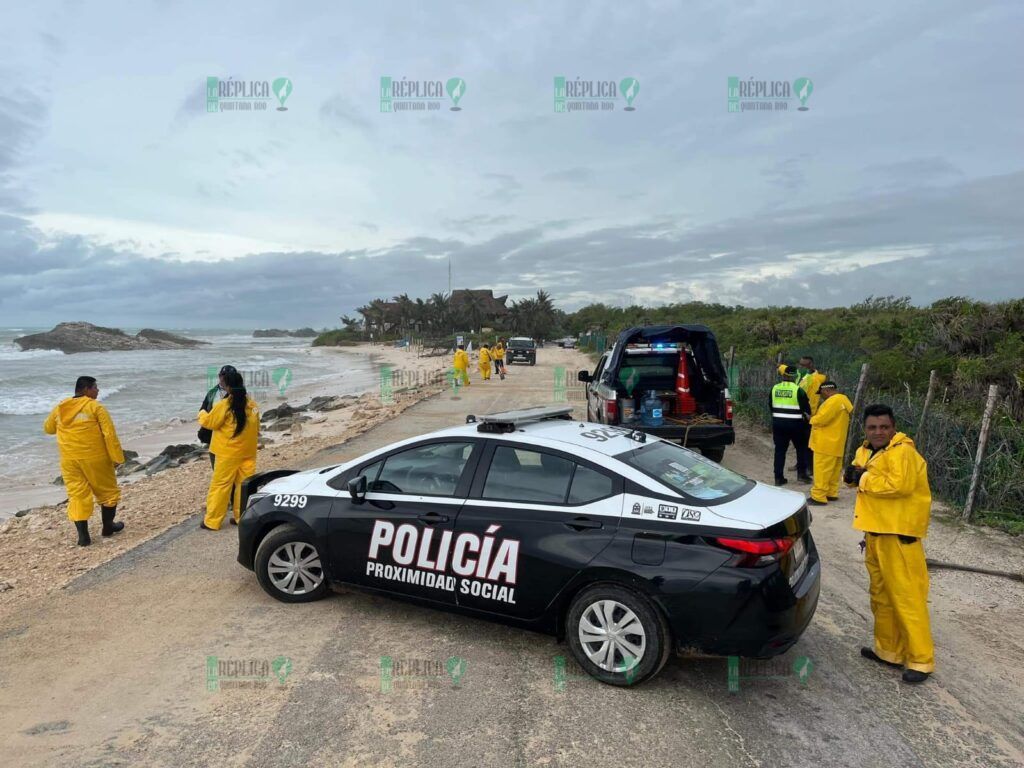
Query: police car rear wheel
[[567, 585, 670, 686], [255, 524, 328, 603]]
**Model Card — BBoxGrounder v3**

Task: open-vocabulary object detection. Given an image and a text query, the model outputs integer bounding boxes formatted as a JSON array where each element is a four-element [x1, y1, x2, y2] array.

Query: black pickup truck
[[577, 325, 735, 462]]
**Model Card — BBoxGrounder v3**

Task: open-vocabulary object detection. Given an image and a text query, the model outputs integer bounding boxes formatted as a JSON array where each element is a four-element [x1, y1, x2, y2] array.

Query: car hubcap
[[578, 599, 646, 673], [267, 541, 324, 595]]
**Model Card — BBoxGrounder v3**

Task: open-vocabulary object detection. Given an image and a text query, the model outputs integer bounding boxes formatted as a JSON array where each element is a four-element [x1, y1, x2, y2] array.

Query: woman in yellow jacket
[[198, 370, 260, 530], [492, 339, 506, 379], [478, 344, 492, 381], [846, 403, 934, 683], [807, 381, 853, 505], [43, 375, 125, 546]]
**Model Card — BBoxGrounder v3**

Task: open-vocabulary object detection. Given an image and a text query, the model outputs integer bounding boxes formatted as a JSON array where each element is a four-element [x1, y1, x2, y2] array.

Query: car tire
[[566, 584, 671, 687], [530, 359, 536, 366], [700, 447, 726, 464], [254, 524, 329, 603]]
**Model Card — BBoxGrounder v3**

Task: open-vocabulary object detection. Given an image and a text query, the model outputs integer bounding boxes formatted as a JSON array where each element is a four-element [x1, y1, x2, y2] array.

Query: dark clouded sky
[[1, 1, 1021, 328]]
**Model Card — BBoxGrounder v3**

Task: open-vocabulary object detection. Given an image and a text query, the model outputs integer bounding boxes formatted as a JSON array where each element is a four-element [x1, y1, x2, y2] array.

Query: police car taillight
[[724, 388, 734, 422], [714, 536, 793, 567]]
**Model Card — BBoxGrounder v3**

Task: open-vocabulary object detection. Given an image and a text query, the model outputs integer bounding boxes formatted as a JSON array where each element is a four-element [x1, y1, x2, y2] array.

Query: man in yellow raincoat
[[453, 344, 470, 387], [796, 355, 828, 415], [198, 370, 260, 530], [478, 344, 492, 381], [492, 339, 506, 379], [43, 376, 125, 546], [846, 403, 934, 684], [807, 381, 853, 505]]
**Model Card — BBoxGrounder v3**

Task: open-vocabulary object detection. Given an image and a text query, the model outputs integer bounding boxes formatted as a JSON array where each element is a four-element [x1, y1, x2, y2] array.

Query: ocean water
[[0, 328, 379, 514]]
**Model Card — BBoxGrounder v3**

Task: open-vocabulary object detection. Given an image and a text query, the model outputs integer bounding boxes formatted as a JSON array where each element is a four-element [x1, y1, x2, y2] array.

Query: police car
[[237, 405, 820, 687]]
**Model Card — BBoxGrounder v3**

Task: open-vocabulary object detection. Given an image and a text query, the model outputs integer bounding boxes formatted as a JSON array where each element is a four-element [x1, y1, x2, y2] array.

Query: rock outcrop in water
[[14, 323, 207, 353], [252, 328, 317, 338]]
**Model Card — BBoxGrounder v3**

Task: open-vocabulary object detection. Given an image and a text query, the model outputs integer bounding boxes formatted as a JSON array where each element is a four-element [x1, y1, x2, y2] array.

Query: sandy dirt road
[[1, 346, 1022, 768]]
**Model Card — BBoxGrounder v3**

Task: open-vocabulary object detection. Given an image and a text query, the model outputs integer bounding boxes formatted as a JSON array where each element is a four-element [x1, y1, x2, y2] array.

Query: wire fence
[[731, 360, 1024, 532]]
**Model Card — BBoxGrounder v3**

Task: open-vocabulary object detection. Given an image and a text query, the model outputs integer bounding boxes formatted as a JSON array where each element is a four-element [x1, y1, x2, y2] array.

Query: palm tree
[[429, 292, 451, 333]]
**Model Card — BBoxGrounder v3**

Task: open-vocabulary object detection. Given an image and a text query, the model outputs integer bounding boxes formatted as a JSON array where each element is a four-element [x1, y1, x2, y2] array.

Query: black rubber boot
[[902, 669, 930, 684], [860, 647, 902, 669], [75, 520, 91, 547], [101, 506, 124, 537]]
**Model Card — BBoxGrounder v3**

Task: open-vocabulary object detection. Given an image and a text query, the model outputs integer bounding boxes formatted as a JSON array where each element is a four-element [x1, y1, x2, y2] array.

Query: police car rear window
[[616, 442, 748, 501]]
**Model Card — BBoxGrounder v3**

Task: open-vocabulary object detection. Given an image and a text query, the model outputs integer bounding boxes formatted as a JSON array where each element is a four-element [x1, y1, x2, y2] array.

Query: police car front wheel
[[255, 524, 328, 603], [566, 584, 671, 686]]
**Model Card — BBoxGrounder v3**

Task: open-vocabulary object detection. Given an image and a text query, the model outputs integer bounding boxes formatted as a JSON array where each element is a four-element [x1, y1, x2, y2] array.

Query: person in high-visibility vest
[[478, 344, 492, 381], [845, 403, 934, 684], [808, 381, 853, 505], [452, 344, 470, 387], [43, 376, 126, 546], [769, 365, 811, 486]]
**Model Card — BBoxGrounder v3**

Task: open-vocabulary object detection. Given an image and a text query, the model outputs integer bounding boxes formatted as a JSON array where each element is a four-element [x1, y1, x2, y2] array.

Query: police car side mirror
[[577, 370, 591, 383], [348, 475, 367, 503]]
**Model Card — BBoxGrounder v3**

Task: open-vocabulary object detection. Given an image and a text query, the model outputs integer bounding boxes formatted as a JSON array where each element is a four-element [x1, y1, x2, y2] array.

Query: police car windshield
[[508, 338, 535, 349], [615, 441, 749, 501]]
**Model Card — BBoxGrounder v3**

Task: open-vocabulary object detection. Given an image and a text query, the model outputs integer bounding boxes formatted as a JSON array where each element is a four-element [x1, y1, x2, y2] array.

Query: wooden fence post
[[963, 385, 1001, 522], [916, 370, 938, 451], [843, 363, 871, 466]]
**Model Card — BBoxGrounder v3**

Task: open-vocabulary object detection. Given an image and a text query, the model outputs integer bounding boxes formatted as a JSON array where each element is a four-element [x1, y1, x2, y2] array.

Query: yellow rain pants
[[62, 457, 120, 522], [810, 454, 843, 503], [204, 456, 256, 530], [864, 533, 935, 673]]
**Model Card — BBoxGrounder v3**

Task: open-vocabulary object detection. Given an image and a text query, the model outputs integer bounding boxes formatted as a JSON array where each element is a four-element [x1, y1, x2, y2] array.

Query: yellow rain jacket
[[851, 433, 931, 538], [492, 343, 504, 360], [809, 393, 853, 457], [479, 348, 492, 366], [453, 349, 469, 371], [44, 396, 125, 464], [798, 370, 828, 414], [198, 396, 260, 459]]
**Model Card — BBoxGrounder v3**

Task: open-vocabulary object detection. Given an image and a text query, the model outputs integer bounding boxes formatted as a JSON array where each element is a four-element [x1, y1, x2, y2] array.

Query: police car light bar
[[472, 404, 575, 433]]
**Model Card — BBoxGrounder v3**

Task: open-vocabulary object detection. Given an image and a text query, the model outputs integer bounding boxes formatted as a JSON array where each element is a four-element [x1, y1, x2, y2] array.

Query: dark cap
[[820, 380, 837, 390], [219, 365, 238, 376]]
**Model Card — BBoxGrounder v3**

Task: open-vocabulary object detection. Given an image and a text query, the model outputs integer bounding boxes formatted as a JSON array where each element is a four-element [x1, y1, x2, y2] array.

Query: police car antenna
[[474, 405, 574, 433]]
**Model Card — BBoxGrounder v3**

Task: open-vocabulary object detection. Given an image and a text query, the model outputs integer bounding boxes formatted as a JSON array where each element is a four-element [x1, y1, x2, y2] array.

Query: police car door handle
[[417, 511, 449, 524], [565, 517, 603, 531]]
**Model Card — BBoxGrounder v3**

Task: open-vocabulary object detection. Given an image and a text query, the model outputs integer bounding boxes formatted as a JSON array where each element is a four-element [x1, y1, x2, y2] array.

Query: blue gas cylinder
[[641, 390, 664, 427]]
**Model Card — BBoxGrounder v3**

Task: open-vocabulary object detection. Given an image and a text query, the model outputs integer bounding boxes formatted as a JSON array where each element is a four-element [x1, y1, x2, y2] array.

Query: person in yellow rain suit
[[478, 344, 492, 381], [44, 376, 126, 546], [453, 344, 470, 387], [492, 339, 506, 379], [845, 403, 934, 684], [198, 370, 260, 530], [796, 355, 828, 415], [807, 381, 853, 506]]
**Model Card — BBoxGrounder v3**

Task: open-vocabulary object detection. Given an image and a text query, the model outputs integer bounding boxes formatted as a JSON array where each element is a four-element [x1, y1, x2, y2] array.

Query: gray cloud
[[1, 170, 1020, 327]]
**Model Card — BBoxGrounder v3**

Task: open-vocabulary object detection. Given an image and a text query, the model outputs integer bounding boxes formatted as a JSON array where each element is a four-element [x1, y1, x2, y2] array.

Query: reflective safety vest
[[771, 381, 803, 421]]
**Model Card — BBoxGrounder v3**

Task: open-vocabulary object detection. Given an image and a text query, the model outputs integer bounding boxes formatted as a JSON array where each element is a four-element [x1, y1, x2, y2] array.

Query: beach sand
[[0, 341, 453, 612]]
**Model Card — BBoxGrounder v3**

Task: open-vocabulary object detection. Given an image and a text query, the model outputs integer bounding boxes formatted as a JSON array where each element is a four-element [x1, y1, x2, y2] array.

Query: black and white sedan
[[237, 405, 820, 686]]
